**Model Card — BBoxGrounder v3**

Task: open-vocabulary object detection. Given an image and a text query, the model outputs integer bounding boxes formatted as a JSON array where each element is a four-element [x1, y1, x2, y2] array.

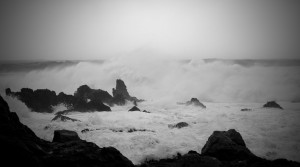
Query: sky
[[1, 0, 300, 60]]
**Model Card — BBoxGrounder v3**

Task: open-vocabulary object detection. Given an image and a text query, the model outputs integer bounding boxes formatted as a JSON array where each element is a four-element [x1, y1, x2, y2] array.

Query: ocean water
[[1, 58, 300, 164]]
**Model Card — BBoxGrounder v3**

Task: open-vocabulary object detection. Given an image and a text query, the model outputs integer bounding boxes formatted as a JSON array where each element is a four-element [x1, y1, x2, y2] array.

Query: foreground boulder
[[263, 101, 283, 109], [201, 129, 255, 161], [52, 130, 80, 143], [0, 95, 134, 167], [140, 129, 300, 167]]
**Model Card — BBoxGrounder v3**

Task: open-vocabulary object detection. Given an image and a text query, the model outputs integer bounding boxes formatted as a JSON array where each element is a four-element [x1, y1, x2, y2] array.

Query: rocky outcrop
[[186, 98, 206, 108], [128, 106, 141, 111], [6, 88, 58, 113], [6, 86, 111, 113], [263, 101, 283, 109], [0, 95, 134, 167], [6, 80, 142, 112], [140, 129, 300, 167], [112, 79, 143, 105]]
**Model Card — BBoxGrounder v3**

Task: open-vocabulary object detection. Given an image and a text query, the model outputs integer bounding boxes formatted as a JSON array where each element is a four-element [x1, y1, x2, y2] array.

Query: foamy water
[[4, 95, 300, 164]]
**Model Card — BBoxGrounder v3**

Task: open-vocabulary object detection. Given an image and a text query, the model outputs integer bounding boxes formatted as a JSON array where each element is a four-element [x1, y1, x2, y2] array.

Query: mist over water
[[1, 57, 300, 103]]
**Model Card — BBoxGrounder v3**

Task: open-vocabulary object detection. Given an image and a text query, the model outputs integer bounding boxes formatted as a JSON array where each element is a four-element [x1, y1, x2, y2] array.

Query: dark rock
[[112, 79, 143, 105], [241, 108, 252, 111], [51, 114, 79, 122], [6, 88, 58, 113], [168, 122, 189, 129], [0, 95, 134, 167], [6, 79, 142, 112], [44, 144, 134, 167], [201, 129, 255, 161], [52, 130, 80, 143], [142, 110, 151, 113], [81, 129, 89, 133], [55, 109, 72, 115], [186, 98, 206, 108], [263, 101, 283, 109], [74, 84, 113, 105], [128, 106, 141, 111]]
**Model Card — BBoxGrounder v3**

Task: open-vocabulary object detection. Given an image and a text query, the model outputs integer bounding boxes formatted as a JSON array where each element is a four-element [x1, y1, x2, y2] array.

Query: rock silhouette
[[6, 79, 142, 113], [186, 98, 206, 108], [112, 79, 143, 105], [0, 95, 134, 167], [263, 101, 283, 109], [128, 106, 141, 111]]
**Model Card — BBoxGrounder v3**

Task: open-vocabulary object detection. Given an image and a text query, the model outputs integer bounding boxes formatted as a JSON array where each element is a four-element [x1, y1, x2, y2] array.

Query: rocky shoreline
[[1, 95, 299, 167]]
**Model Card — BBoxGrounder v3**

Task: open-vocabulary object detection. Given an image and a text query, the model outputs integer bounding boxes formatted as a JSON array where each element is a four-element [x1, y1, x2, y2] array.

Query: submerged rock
[[263, 101, 283, 109], [168, 122, 189, 129], [51, 114, 79, 122], [241, 108, 252, 111], [128, 106, 140, 111], [178, 98, 206, 108], [142, 110, 151, 113]]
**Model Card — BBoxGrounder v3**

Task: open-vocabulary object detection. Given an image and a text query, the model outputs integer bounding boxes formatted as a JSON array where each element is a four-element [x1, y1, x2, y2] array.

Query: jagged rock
[[6, 88, 58, 113], [0, 95, 134, 167], [128, 106, 140, 111], [186, 98, 206, 108], [112, 79, 131, 100], [168, 122, 189, 129], [201, 129, 255, 161], [74, 85, 113, 105], [112, 79, 142, 105], [52, 130, 80, 143], [51, 114, 79, 122], [263, 101, 283, 109]]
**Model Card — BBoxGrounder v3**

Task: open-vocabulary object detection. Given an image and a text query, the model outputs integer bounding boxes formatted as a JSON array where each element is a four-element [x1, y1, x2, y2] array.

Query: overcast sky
[[1, 0, 300, 60]]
